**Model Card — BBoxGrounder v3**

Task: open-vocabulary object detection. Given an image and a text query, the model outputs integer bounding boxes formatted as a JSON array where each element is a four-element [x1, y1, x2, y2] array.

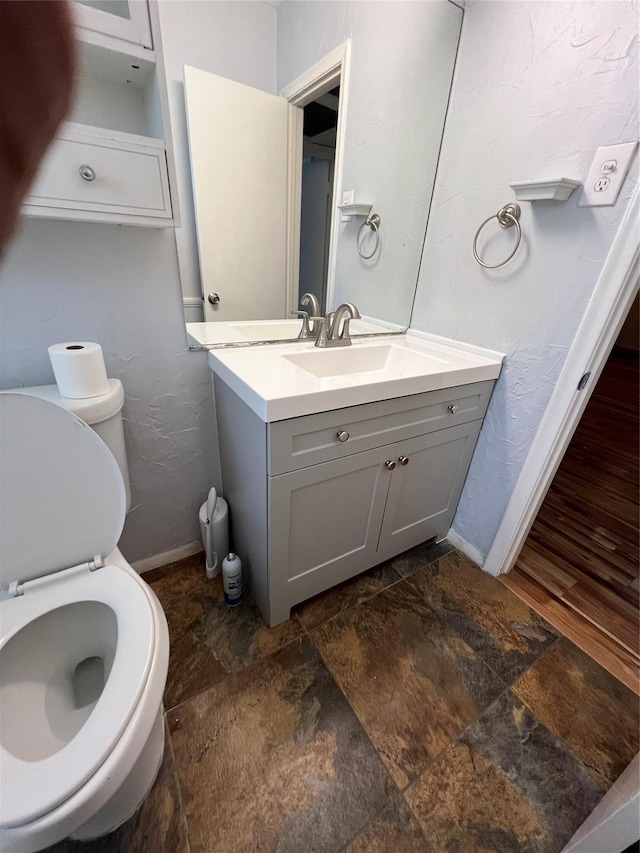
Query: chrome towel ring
[[357, 213, 380, 260], [473, 203, 522, 269]]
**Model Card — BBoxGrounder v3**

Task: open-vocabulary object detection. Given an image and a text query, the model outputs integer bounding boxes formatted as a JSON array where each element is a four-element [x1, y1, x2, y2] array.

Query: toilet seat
[[0, 393, 160, 836], [0, 561, 155, 830], [0, 392, 126, 587]]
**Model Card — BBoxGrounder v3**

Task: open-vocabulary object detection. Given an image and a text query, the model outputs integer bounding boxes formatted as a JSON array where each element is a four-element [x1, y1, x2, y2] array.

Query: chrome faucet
[[313, 303, 361, 348], [292, 292, 323, 338]]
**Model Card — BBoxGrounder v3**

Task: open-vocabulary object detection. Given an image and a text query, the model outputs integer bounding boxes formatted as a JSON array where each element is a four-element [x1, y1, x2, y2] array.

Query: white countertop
[[187, 316, 399, 347], [207, 331, 504, 422]]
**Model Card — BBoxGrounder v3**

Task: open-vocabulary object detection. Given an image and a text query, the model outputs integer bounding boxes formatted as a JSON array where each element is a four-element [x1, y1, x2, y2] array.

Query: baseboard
[[446, 528, 489, 572], [133, 540, 203, 575]]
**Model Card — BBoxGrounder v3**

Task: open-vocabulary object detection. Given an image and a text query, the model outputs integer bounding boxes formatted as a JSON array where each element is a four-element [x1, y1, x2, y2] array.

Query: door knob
[[385, 460, 396, 471], [447, 404, 458, 414], [207, 293, 221, 305], [398, 456, 409, 466]]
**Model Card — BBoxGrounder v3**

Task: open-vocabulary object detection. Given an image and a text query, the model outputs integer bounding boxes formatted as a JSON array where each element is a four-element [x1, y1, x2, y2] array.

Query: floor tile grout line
[[304, 549, 555, 799], [164, 627, 306, 716], [304, 625, 413, 839], [298, 568, 404, 633], [398, 633, 567, 799], [401, 682, 515, 801], [399, 789, 438, 852], [298, 546, 455, 634]]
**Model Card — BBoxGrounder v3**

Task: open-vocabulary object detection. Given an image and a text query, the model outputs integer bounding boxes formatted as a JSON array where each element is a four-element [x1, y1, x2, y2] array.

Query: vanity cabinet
[[214, 374, 494, 627]]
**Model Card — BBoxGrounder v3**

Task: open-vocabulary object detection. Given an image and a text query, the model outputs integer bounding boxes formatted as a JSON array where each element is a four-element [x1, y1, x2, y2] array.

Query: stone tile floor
[[47, 541, 639, 853]]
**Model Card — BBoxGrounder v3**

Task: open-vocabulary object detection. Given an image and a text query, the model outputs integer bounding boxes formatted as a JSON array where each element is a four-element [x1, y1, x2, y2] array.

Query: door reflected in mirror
[[298, 86, 339, 319]]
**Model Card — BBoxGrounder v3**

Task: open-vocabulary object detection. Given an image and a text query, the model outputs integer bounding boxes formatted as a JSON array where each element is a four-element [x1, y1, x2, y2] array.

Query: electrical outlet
[[594, 177, 610, 193], [579, 142, 638, 207]]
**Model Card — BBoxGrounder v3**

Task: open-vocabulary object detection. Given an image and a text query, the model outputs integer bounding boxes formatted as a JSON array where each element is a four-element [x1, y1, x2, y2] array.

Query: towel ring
[[357, 213, 380, 260], [473, 203, 522, 269]]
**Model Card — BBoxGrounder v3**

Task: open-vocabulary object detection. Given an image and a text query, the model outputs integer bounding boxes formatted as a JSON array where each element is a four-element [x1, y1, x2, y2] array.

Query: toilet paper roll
[[48, 342, 110, 399]]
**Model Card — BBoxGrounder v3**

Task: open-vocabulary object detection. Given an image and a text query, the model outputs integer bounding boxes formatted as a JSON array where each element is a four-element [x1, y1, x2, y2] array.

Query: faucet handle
[[310, 317, 329, 347], [291, 310, 312, 338]]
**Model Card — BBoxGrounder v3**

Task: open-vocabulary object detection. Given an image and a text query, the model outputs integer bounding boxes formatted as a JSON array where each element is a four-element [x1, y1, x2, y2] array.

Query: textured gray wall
[[410, 0, 639, 558], [0, 221, 216, 562]]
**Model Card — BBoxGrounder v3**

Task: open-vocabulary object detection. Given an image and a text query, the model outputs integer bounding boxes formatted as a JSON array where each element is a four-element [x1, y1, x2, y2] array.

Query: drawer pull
[[337, 430, 350, 443], [447, 404, 458, 414], [385, 460, 396, 471], [78, 164, 96, 182], [398, 456, 409, 466]]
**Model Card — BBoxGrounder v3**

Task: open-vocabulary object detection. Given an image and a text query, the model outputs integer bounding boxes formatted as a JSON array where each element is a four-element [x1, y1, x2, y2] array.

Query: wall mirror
[[181, 2, 462, 348]]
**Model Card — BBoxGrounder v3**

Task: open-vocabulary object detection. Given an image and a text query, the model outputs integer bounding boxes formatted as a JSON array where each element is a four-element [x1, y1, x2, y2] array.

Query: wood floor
[[503, 351, 640, 694]]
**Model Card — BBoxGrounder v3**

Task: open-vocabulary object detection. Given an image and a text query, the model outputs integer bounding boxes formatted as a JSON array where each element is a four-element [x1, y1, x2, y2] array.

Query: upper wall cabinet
[[73, 0, 153, 54], [22, 0, 178, 229]]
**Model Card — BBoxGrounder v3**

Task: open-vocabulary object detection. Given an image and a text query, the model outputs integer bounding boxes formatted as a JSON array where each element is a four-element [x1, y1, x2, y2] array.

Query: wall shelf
[[510, 178, 581, 202], [337, 202, 372, 221]]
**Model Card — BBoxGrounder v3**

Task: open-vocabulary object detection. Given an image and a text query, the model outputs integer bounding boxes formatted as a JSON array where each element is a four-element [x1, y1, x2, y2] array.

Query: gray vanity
[[208, 334, 502, 626]]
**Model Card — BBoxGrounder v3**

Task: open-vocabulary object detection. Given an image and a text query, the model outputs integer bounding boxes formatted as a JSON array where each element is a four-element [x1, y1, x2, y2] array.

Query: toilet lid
[[0, 393, 126, 588]]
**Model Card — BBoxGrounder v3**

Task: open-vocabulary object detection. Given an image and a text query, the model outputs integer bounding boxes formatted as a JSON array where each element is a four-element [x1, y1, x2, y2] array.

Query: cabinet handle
[[398, 456, 409, 466], [207, 292, 221, 305], [447, 404, 458, 414], [79, 164, 96, 182], [337, 430, 350, 443], [385, 460, 396, 471]]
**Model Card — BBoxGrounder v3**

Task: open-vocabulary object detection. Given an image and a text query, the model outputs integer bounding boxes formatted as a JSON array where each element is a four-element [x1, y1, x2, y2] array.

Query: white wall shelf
[[510, 178, 581, 202], [337, 202, 372, 222]]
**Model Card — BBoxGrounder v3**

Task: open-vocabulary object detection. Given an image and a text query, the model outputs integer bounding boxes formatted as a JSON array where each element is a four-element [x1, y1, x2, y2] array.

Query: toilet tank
[[10, 380, 132, 512]]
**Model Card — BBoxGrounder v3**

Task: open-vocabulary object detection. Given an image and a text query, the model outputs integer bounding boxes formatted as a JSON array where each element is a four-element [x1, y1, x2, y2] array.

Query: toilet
[[0, 387, 169, 853]]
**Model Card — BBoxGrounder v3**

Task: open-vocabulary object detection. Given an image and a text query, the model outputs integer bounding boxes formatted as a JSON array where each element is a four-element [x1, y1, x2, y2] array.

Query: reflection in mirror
[[298, 87, 340, 319], [183, 2, 463, 349], [77, 0, 131, 19]]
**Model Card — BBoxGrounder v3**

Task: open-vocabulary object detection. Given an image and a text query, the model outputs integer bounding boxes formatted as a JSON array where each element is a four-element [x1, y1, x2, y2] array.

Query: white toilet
[[0, 386, 170, 853]]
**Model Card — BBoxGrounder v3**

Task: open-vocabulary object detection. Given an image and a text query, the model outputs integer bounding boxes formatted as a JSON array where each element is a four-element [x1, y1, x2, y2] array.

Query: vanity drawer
[[24, 125, 172, 223], [268, 379, 494, 475]]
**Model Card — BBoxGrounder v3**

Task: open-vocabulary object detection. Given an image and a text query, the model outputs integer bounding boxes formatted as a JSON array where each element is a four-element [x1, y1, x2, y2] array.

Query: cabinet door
[[377, 421, 482, 561], [73, 1, 153, 50], [269, 447, 393, 618]]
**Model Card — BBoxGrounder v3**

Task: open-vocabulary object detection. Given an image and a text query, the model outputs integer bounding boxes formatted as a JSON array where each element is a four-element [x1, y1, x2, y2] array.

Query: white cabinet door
[[184, 66, 289, 322], [73, 0, 153, 50]]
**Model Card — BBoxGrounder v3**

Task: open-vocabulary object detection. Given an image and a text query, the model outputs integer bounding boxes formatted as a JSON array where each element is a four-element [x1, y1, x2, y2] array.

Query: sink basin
[[284, 344, 447, 379], [207, 333, 504, 421]]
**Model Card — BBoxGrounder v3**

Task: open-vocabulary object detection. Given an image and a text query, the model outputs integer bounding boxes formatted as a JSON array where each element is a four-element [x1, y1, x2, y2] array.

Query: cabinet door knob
[[447, 404, 458, 414], [207, 292, 221, 305], [385, 460, 396, 471], [337, 430, 350, 443], [79, 164, 96, 182], [398, 456, 409, 466]]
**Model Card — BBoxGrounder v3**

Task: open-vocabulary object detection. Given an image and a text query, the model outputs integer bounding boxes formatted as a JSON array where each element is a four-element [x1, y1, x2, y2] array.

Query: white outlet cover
[[579, 141, 638, 207]]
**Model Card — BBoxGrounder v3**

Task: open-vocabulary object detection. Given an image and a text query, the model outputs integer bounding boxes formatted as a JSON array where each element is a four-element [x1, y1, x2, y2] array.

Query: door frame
[[484, 186, 639, 577], [280, 40, 352, 316]]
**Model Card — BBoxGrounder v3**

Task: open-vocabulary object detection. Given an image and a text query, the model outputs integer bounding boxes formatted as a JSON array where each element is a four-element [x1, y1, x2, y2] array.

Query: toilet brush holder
[[198, 489, 229, 579]]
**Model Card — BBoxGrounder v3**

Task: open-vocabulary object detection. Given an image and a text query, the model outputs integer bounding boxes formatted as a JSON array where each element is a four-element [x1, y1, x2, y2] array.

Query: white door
[[184, 66, 289, 323]]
